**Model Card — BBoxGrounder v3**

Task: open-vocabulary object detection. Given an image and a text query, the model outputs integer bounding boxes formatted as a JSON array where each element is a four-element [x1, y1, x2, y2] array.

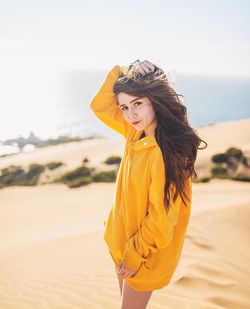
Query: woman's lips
[[132, 120, 141, 125]]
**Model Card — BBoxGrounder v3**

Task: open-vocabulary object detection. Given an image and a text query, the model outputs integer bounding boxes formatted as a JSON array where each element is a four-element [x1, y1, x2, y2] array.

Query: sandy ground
[[0, 118, 250, 308]]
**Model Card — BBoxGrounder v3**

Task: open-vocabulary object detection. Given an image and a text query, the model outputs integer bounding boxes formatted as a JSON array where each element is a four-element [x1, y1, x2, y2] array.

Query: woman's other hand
[[116, 262, 138, 279]]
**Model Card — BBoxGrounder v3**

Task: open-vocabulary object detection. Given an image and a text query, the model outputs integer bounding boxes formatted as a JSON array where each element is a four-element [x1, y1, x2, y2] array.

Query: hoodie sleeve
[[89, 65, 133, 139], [120, 150, 191, 272]]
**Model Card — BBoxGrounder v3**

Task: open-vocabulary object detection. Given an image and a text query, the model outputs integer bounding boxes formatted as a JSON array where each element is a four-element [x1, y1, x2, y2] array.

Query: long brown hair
[[113, 62, 208, 211]]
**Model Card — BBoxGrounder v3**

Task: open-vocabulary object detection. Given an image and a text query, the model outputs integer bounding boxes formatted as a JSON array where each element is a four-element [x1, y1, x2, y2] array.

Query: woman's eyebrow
[[118, 97, 142, 107]]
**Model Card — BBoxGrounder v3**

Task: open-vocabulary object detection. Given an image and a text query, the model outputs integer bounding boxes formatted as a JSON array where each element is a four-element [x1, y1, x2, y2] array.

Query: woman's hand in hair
[[135, 60, 156, 76]]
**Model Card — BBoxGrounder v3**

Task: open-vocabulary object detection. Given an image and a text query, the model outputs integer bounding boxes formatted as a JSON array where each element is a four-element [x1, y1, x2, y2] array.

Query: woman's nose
[[128, 108, 137, 119]]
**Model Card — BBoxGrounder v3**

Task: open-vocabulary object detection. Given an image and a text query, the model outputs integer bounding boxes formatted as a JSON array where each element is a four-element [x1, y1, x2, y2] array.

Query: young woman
[[90, 59, 207, 308]]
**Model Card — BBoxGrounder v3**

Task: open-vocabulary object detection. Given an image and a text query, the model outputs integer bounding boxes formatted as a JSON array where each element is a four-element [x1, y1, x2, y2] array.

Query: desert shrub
[[230, 173, 250, 182], [210, 164, 228, 178], [60, 165, 92, 187], [0, 164, 45, 187], [199, 176, 211, 183], [66, 176, 93, 188], [46, 162, 63, 170], [225, 147, 243, 161], [93, 170, 116, 182], [104, 156, 121, 165], [211, 153, 227, 164], [0, 165, 26, 186], [242, 156, 249, 167], [82, 157, 89, 163], [24, 164, 45, 185], [1, 165, 24, 176]]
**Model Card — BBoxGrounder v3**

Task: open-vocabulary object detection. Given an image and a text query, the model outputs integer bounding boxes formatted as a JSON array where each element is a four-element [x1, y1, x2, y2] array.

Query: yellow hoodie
[[90, 65, 192, 291]]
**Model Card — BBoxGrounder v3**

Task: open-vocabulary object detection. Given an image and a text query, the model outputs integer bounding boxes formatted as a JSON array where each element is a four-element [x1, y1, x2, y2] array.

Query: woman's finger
[[117, 264, 123, 274], [142, 60, 155, 69], [142, 64, 152, 73], [119, 266, 130, 278], [138, 62, 155, 74], [144, 63, 156, 72], [137, 67, 149, 75], [117, 263, 121, 270], [138, 65, 152, 75], [121, 271, 126, 278], [119, 266, 126, 277]]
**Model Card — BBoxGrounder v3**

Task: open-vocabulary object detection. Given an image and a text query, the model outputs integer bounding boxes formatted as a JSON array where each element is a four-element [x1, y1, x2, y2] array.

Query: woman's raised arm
[[89, 65, 133, 139]]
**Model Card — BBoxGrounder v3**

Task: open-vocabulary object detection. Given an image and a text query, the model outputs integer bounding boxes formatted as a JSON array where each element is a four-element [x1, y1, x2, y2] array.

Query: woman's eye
[[121, 101, 142, 111]]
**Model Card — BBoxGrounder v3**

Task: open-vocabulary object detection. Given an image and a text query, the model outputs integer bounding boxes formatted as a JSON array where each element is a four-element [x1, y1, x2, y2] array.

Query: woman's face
[[117, 92, 157, 136]]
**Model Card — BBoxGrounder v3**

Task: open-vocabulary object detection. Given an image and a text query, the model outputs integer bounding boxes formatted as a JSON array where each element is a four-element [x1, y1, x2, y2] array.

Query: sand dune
[[0, 180, 249, 308], [0, 118, 250, 308], [1, 118, 249, 173]]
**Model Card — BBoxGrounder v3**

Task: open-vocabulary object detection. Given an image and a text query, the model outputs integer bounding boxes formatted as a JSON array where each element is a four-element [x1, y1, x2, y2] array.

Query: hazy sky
[[0, 0, 249, 139], [1, 0, 249, 75]]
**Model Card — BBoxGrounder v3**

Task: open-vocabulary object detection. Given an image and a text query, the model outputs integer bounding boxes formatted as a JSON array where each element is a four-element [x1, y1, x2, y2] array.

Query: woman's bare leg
[[121, 280, 153, 309], [116, 271, 124, 296]]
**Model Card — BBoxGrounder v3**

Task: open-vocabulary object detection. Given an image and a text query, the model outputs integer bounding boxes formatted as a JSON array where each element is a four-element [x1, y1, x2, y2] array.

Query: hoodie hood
[[127, 131, 158, 193]]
